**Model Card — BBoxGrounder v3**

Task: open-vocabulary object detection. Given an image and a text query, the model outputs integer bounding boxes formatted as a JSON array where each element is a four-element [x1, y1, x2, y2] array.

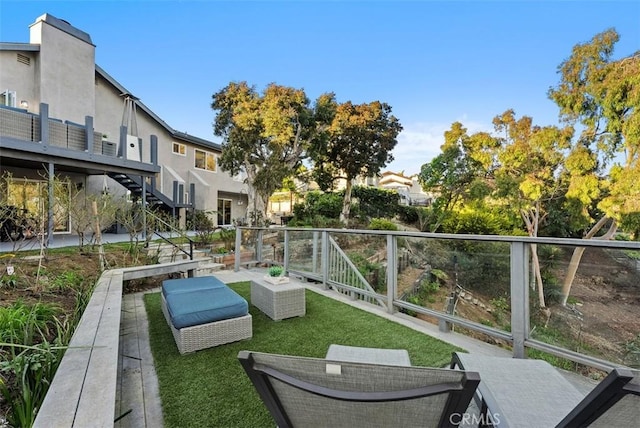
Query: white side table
[[326, 344, 412, 367]]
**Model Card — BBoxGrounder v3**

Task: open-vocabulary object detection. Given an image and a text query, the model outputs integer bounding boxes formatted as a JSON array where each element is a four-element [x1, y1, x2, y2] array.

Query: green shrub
[[51, 270, 84, 291], [368, 218, 398, 231], [351, 186, 399, 220], [218, 228, 236, 251], [0, 301, 61, 345], [440, 210, 503, 235], [268, 265, 284, 277], [293, 191, 343, 221], [189, 210, 216, 245], [0, 342, 64, 428], [397, 205, 420, 225], [0, 273, 17, 288]]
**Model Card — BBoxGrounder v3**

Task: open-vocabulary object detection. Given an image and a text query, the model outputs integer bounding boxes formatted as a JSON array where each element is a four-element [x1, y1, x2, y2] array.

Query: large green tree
[[492, 110, 573, 308], [211, 82, 334, 224], [419, 110, 573, 308], [309, 101, 402, 223], [418, 122, 494, 231], [548, 29, 640, 305]]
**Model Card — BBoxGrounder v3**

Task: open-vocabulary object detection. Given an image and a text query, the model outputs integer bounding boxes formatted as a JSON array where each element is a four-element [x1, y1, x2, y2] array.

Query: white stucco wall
[[30, 15, 96, 123], [0, 51, 37, 110]]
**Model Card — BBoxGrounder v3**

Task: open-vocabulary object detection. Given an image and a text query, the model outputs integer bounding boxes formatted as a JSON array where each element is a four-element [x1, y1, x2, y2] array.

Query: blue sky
[[2, 1, 638, 175]]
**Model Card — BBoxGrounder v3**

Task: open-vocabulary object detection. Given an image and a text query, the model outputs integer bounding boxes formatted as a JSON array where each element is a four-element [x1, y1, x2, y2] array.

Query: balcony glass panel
[[528, 244, 640, 370]]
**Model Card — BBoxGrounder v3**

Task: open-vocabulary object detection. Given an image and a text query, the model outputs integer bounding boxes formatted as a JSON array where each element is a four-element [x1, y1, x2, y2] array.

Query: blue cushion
[[165, 286, 248, 329], [162, 276, 226, 298]]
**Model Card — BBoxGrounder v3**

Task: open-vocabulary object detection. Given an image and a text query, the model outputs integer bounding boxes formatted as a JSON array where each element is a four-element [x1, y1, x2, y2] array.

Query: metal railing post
[[321, 231, 330, 290], [283, 229, 290, 272], [256, 229, 263, 263], [386, 234, 397, 314], [47, 162, 54, 247], [84, 115, 93, 153], [510, 241, 530, 358], [312, 231, 319, 274], [40, 103, 49, 145], [141, 177, 147, 241], [234, 227, 242, 271]]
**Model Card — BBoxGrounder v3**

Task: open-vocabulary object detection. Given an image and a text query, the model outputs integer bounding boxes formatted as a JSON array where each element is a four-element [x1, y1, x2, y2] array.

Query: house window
[[195, 149, 216, 172], [1, 90, 16, 107], [6, 178, 70, 233], [172, 142, 186, 156], [217, 199, 232, 226]]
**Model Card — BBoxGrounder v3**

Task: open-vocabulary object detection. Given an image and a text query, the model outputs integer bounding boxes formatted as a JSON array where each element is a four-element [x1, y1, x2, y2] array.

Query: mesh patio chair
[[555, 367, 639, 428], [451, 352, 639, 427], [238, 350, 480, 428]]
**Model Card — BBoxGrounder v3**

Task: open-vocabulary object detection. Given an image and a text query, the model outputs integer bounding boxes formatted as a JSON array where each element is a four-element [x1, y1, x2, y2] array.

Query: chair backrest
[[238, 350, 480, 428], [556, 367, 640, 427]]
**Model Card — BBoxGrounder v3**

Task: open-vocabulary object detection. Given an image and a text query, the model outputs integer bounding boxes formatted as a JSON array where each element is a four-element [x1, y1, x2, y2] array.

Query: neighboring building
[[373, 171, 434, 206], [268, 170, 432, 222], [0, 14, 248, 243]]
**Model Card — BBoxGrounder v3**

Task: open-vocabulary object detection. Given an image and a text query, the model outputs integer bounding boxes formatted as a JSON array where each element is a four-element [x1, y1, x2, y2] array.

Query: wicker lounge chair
[[238, 350, 480, 428], [161, 278, 252, 354]]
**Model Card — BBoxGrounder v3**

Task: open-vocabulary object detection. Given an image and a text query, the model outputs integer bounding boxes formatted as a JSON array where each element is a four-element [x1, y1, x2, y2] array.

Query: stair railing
[[326, 235, 386, 308], [145, 209, 194, 260]]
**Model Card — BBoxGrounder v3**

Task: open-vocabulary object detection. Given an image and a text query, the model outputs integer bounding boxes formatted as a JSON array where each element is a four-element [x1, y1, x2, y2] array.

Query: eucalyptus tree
[[417, 122, 495, 231], [211, 82, 334, 224], [492, 110, 573, 308], [548, 28, 640, 305], [309, 100, 402, 223]]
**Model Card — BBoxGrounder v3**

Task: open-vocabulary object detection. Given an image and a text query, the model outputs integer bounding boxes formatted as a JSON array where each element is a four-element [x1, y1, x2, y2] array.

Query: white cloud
[[386, 118, 493, 175], [387, 124, 445, 175]]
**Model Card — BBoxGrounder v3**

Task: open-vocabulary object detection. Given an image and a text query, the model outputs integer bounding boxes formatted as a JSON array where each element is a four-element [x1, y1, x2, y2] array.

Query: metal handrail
[[146, 209, 194, 259], [327, 235, 386, 307]]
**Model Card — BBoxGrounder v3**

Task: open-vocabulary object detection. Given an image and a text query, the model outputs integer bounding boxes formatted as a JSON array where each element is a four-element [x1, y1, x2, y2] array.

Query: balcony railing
[[0, 104, 113, 155], [235, 226, 640, 372]]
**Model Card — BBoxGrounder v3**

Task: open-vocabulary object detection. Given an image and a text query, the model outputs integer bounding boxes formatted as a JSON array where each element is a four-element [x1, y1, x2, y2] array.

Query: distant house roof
[[379, 171, 413, 187]]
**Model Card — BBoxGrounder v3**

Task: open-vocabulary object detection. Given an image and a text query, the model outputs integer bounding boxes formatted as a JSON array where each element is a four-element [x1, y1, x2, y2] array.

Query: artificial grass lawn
[[145, 281, 463, 427]]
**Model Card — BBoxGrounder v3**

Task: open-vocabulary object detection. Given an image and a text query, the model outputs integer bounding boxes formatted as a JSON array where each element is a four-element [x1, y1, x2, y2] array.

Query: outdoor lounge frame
[[238, 350, 481, 428], [236, 226, 640, 372]]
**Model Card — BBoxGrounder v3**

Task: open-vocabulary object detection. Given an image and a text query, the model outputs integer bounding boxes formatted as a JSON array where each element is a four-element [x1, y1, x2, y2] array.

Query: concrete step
[[192, 249, 213, 259], [196, 262, 226, 276], [158, 253, 189, 263]]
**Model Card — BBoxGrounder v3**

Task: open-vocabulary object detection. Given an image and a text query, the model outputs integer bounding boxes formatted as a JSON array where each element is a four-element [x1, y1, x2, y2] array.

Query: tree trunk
[[530, 243, 546, 308], [244, 163, 262, 226], [521, 205, 546, 308], [339, 179, 353, 224], [560, 216, 617, 306]]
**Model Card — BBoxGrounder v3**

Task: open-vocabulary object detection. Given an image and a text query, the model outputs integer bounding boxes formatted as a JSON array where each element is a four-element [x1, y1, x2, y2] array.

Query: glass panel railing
[[286, 229, 322, 275], [243, 225, 638, 369], [260, 228, 285, 265], [397, 237, 512, 338], [528, 243, 640, 370]]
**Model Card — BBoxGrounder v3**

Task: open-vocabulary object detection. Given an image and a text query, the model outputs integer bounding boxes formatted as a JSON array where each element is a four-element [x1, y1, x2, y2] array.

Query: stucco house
[[0, 14, 248, 243], [376, 171, 433, 206]]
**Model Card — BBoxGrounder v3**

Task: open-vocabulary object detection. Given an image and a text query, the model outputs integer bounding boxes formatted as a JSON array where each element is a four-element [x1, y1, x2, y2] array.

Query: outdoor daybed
[[161, 276, 252, 354]]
